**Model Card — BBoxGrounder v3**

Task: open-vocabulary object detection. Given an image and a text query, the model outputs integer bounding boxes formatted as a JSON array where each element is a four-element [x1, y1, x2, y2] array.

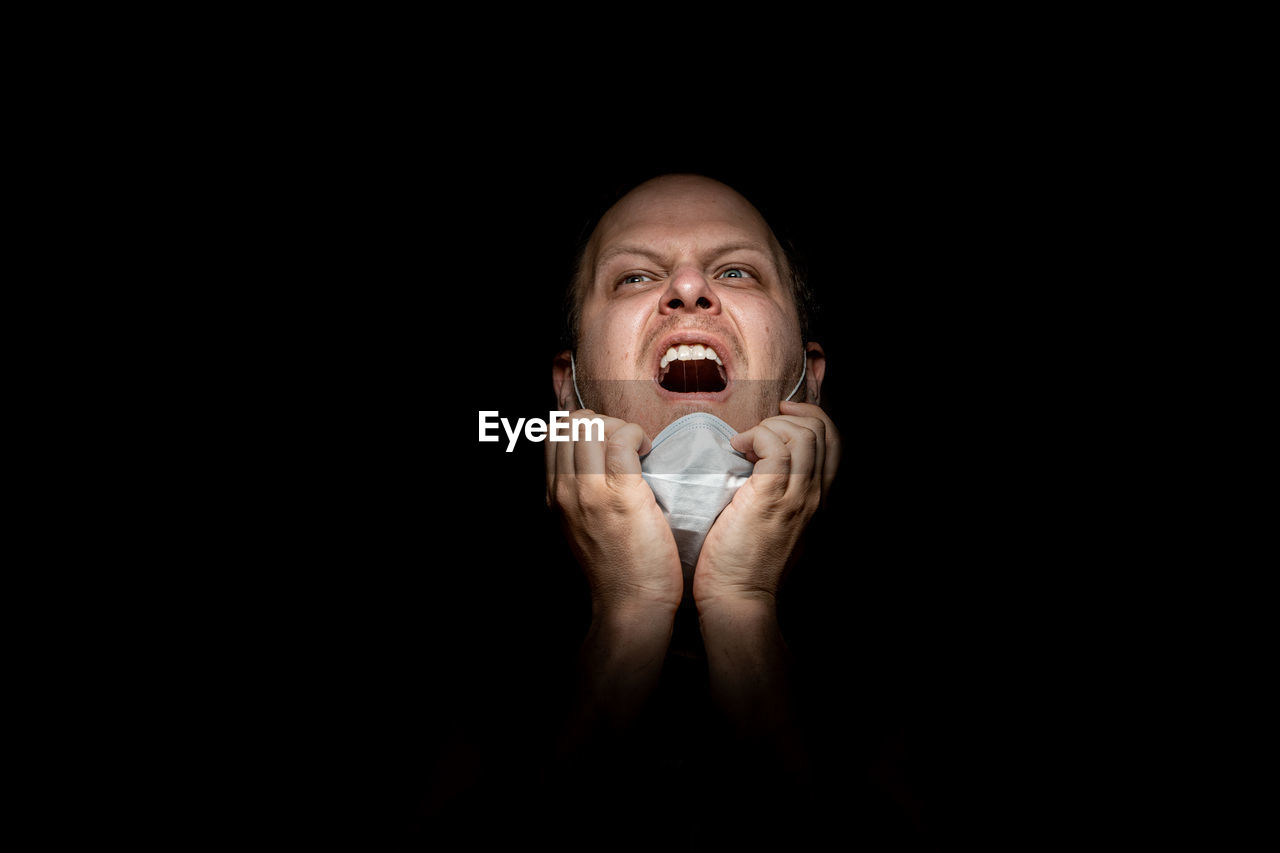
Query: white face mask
[[639, 413, 755, 581]]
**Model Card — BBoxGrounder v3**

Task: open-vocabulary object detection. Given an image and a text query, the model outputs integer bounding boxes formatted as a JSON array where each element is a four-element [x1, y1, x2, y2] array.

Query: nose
[[658, 267, 721, 316]]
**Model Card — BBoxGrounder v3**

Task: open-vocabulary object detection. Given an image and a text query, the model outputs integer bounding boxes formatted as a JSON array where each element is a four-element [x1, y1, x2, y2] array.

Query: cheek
[[746, 333, 791, 375], [728, 297, 801, 369], [580, 305, 652, 376]]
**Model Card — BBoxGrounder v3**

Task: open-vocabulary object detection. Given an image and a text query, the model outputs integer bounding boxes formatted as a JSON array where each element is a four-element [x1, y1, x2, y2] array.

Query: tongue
[[660, 359, 727, 393]]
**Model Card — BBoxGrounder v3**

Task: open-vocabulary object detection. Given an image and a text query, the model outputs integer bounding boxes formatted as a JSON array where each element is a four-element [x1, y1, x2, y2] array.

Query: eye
[[717, 268, 753, 279], [622, 274, 653, 284]]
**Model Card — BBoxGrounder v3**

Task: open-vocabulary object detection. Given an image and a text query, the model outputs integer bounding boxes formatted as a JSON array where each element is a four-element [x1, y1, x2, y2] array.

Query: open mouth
[[657, 343, 728, 394]]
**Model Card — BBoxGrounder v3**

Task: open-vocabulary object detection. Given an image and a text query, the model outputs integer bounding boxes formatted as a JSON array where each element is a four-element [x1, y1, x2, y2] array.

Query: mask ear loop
[[784, 350, 808, 403], [569, 351, 586, 410]]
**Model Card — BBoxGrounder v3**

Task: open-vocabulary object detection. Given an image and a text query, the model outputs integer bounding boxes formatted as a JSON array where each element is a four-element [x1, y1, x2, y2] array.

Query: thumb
[[730, 428, 761, 463]]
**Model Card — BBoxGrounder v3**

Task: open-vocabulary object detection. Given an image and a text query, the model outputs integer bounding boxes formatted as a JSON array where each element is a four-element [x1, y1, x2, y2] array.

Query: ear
[[804, 342, 826, 404], [551, 349, 579, 411]]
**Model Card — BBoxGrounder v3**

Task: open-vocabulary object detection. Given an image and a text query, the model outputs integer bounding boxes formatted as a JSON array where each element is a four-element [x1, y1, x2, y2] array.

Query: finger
[[767, 414, 826, 456], [780, 401, 841, 501], [767, 414, 828, 488], [779, 401, 835, 438], [604, 421, 650, 479], [754, 417, 821, 497], [545, 432, 557, 506], [555, 408, 597, 480], [731, 423, 791, 498], [572, 412, 615, 476], [548, 411, 587, 505]]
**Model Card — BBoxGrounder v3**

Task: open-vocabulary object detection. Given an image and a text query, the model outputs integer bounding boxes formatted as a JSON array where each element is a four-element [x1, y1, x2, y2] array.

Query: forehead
[[589, 176, 781, 268]]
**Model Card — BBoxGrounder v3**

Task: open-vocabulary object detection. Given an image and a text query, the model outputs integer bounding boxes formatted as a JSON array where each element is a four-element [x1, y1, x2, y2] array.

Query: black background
[[248, 134, 1134, 847]]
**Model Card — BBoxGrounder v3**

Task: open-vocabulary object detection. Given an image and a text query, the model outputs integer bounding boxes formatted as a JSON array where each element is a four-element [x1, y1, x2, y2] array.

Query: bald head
[[588, 175, 783, 266]]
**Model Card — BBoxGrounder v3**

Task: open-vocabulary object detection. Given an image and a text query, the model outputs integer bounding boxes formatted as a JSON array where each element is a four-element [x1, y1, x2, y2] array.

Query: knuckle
[[605, 422, 641, 446], [795, 418, 823, 442]]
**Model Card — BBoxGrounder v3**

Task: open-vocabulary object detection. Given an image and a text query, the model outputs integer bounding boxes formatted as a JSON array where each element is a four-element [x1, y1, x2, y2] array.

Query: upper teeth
[[660, 343, 722, 369]]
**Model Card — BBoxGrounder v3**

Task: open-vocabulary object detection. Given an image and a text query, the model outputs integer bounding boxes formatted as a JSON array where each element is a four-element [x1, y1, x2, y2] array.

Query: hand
[[546, 410, 684, 618], [692, 401, 841, 614]]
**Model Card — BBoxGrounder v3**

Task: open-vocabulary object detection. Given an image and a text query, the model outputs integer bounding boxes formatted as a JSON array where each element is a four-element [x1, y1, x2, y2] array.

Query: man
[[543, 174, 843, 841]]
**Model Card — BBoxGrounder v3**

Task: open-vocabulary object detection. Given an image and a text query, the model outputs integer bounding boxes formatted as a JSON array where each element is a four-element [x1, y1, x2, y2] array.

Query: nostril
[[696, 296, 711, 309], [667, 298, 683, 309]]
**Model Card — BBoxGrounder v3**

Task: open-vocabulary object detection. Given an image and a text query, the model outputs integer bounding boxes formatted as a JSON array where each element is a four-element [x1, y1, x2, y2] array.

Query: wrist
[[577, 599, 676, 715], [697, 593, 790, 707]]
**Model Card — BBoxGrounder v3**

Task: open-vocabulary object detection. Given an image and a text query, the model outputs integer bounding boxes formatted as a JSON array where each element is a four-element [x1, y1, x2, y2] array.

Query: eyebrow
[[594, 241, 778, 272]]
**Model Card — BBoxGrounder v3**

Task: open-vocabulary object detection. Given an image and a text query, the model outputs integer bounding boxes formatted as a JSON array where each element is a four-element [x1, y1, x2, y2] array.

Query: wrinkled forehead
[[587, 176, 785, 274]]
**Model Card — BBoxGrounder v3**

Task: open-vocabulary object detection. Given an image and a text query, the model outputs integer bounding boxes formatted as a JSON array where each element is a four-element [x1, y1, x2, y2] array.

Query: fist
[[693, 401, 840, 609], [546, 410, 684, 615]]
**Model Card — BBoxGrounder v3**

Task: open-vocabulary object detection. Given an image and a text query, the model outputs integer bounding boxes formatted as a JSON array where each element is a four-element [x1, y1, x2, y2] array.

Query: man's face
[[566, 175, 808, 438]]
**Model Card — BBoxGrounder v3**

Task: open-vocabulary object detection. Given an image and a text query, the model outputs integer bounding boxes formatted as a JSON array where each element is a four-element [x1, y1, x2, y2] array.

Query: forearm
[[699, 595, 809, 776], [557, 601, 676, 757]]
